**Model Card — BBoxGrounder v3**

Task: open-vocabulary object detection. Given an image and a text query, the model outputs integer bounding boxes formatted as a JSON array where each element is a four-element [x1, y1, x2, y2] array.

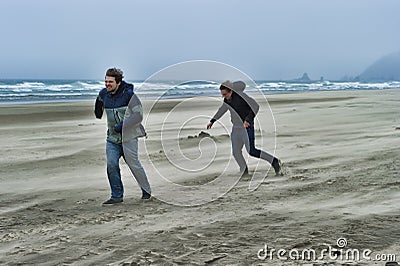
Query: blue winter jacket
[[94, 81, 146, 144]]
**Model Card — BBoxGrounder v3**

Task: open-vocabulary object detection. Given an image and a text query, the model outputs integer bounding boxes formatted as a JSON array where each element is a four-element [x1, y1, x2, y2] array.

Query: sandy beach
[[1, 89, 400, 265]]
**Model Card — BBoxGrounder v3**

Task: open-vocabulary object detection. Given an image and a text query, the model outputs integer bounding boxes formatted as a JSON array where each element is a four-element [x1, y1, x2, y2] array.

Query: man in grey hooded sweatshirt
[[207, 80, 282, 176]]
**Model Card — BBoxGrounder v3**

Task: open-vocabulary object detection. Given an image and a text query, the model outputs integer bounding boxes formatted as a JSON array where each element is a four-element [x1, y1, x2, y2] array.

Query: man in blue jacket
[[95, 68, 151, 204]]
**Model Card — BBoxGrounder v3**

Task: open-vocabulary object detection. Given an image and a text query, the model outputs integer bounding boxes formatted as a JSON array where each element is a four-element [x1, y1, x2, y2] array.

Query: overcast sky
[[1, 0, 399, 80]]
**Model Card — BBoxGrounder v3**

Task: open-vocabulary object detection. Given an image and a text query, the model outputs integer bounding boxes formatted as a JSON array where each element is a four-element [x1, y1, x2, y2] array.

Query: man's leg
[[231, 127, 248, 173], [122, 138, 151, 196], [245, 126, 275, 163], [106, 141, 124, 200], [245, 126, 282, 175]]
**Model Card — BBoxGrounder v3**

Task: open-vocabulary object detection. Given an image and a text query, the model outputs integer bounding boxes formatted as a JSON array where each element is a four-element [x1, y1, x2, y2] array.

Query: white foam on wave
[[1, 79, 400, 103], [74, 81, 103, 90], [0, 82, 45, 90], [11, 88, 33, 93]]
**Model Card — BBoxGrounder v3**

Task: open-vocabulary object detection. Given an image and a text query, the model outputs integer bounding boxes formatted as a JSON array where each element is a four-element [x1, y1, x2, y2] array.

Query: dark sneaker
[[141, 189, 151, 200], [102, 198, 123, 205], [241, 167, 249, 177], [272, 158, 282, 175], [385, 262, 399, 266]]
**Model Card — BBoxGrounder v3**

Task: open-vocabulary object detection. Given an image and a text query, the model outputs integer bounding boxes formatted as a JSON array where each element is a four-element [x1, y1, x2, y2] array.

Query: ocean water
[[0, 79, 399, 104]]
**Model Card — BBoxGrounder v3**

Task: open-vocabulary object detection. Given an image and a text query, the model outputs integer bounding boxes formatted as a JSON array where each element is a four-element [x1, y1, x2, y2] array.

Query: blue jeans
[[231, 125, 274, 172], [106, 138, 151, 199]]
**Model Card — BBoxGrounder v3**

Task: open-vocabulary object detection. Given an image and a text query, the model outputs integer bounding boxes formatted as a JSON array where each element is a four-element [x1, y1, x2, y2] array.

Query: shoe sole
[[102, 200, 123, 205]]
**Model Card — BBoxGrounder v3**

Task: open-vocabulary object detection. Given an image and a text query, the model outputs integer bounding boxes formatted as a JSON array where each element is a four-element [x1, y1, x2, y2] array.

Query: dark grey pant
[[231, 126, 275, 172]]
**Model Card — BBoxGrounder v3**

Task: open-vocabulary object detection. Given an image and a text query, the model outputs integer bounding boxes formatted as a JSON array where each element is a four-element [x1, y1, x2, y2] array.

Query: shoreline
[[1, 87, 399, 106]]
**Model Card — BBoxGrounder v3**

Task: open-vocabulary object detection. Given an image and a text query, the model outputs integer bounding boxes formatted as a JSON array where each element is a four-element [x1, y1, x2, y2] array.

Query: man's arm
[[123, 94, 143, 128], [242, 93, 259, 122], [94, 95, 104, 119], [207, 103, 228, 129]]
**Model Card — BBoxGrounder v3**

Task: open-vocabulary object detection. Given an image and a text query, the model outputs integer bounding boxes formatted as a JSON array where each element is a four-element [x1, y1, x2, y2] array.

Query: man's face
[[220, 89, 232, 100], [105, 76, 120, 93]]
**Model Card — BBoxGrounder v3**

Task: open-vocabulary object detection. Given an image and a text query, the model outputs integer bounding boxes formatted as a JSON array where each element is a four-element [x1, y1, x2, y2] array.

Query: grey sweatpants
[[231, 126, 275, 172], [122, 138, 151, 194]]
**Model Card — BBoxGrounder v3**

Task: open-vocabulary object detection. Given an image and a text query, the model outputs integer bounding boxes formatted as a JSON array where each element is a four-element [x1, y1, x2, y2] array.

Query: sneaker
[[272, 158, 282, 175], [102, 198, 123, 205], [241, 167, 249, 177], [141, 189, 151, 200]]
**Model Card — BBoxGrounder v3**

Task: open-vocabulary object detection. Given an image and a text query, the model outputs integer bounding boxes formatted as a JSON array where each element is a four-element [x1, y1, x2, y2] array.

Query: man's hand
[[207, 122, 214, 129], [114, 123, 123, 133], [244, 121, 250, 128]]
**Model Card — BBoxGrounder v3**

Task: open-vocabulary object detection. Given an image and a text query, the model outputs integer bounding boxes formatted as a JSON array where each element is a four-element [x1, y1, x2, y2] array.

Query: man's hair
[[106, 68, 124, 84]]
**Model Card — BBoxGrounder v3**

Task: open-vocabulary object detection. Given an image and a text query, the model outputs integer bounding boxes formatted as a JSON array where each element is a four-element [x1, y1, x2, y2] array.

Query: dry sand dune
[[1, 89, 400, 265]]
